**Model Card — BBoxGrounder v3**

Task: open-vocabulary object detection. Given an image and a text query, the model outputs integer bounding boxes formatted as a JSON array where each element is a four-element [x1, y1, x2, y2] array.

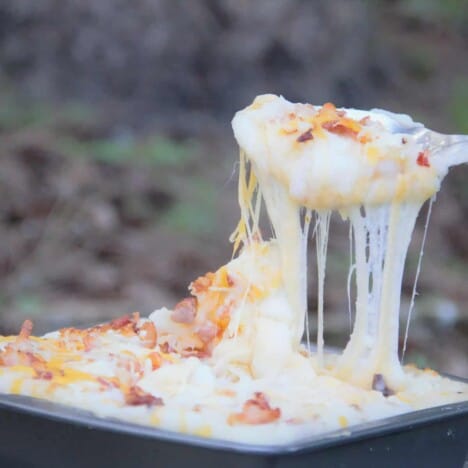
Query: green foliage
[[0, 91, 97, 131], [0, 99, 54, 130], [398, 0, 468, 30], [57, 135, 192, 167], [401, 47, 435, 81], [449, 78, 468, 134], [163, 180, 216, 236], [404, 351, 431, 369], [14, 294, 43, 316]]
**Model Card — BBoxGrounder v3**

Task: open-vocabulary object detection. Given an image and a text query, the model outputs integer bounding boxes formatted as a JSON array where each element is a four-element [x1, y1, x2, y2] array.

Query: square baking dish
[[0, 388, 466, 468]]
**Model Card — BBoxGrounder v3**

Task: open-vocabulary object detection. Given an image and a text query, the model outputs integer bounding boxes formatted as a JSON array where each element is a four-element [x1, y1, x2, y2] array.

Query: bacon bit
[[110, 314, 133, 330], [359, 134, 372, 144], [190, 273, 214, 295], [171, 297, 198, 324], [359, 116, 371, 125], [296, 128, 313, 143], [196, 322, 219, 344], [226, 274, 235, 287], [322, 102, 337, 112], [0, 347, 45, 369], [336, 109, 347, 117], [180, 348, 210, 358], [417, 149, 430, 167], [159, 342, 173, 354], [125, 386, 164, 407], [35, 370, 53, 380], [97, 377, 120, 389], [215, 309, 231, 334], [18, 319, 33, 340], [322, 120, 359, 138], [95, 312, 141, 336], [147, 352, 162, 370], [372, 374, 395, 397], [138, 321, 157, 348], [228, 392, 281, 425], [401, 137, 408, 144], [83, 334, 96, 352]]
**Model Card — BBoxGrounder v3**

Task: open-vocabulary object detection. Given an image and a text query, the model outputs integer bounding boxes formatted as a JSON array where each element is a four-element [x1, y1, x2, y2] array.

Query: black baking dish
[[0, 388, 466, 468]]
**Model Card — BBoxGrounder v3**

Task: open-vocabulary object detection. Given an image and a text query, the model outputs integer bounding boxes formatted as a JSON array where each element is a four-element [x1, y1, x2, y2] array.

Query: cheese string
[[315, 211, 331, 367], [401, 196, 434, 362], [303, 208, 312, 352]]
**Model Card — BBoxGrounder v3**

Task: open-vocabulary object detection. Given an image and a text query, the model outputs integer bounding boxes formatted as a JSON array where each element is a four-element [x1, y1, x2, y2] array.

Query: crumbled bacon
[[296, 128, 313, 143], [180, 348, 210, 358], [35, 370, 53, 380], [228, 392, 281, 425], [83, 334, 96, 352], [322, 102, 337, 112], [372, 374, 395, 397], [0, 347, 47, 372], [159, 342, 174, 354], [110, 314, 133, 330], [359, 116, 371, 125], [171, 297, 198, 324], [226, 273, 235, 287], [322, 120, 358, 138], [417, 150, 430, 167], [196, 321, 219, 344], [190, 273, 214, 295], [97, 377, 120, 389], [125, 386, 163, 407], [138, 321, 157, 348], [147, 352, 162, 370], [19, 319, 33, 340]]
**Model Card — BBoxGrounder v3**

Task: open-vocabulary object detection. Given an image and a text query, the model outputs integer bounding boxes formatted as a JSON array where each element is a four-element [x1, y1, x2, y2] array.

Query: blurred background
[[0, 0, 467, 375]]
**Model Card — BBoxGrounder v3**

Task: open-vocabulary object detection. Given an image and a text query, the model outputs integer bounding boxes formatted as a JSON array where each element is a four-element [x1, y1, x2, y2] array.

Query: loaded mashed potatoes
[[0, 95, 467, 444]]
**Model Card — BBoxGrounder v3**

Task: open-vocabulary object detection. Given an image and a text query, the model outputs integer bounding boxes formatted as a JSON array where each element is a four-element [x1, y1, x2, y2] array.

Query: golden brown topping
[[322, 102, 337, 112], [109, 314, 134, 330], [171, 297, 198, 324], [417, 150, 430, 167], [228, 392, 281, 425], [125, 386, 164, 407], [97, 377, 120, 389], [196, 322, 219, 344], [34, 370, 53, 380], [137, 321, 157, 348], [83, 334, 96, 352], [0, 347, 47, 371], [322, 119, 359, 138], [147, 352, 162, 370], [19, 319, 33, 340], [190, 273, 215, 295], [296, 128, 313, 143]]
